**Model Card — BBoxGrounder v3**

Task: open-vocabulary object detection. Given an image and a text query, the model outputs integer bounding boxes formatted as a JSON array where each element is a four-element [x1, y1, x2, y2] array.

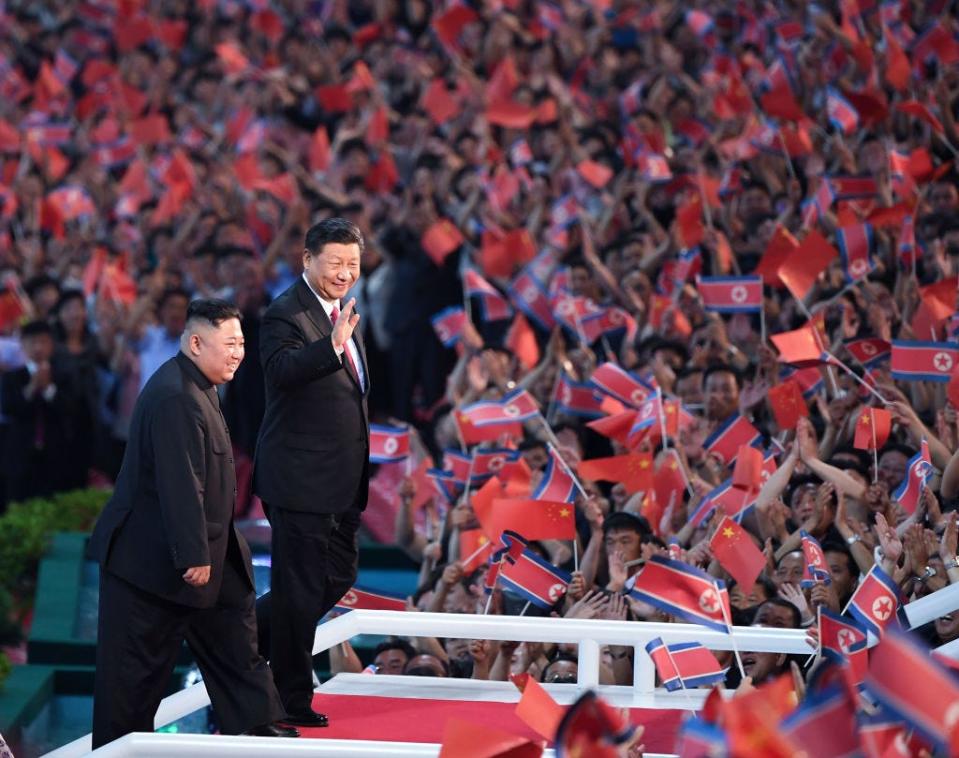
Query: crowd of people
[[4, 0, 959, 753]]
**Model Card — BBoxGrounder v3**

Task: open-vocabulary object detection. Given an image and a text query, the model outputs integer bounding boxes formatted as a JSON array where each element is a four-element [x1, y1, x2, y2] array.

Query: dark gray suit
[[253, 277, 370, 714], [89, 353, 283, 747]]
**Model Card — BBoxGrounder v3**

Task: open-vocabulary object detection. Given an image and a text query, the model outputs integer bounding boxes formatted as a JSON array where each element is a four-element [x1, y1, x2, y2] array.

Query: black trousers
[[255, 505, 360, 714], [93, 561, 284, 748]]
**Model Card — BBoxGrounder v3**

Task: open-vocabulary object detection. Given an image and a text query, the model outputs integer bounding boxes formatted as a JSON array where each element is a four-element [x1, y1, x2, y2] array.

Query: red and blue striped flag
[[531, 447, 577, 503], [590, 362, 654, 407], [334, 586, 406, 613], [507, 270, 556, 331], [696, 275, 763, 313], [498, 546, 571, 608], [645, 637, 727, 691], [461, 388, 540, 427], [702, 413, 762, 466], [553, 373, 604, 419], [800, 530, 831, 588], [890, 340, 959, 382], [431, 306, 466, 347], [837, 223, 876, 283], [827, 88, 859, 134], [891, 439, 933, 514], [628, 555, 731, 633], [369, 424, 410, 463], [846, 563, 902, 639], [464, 269, 512, 322]]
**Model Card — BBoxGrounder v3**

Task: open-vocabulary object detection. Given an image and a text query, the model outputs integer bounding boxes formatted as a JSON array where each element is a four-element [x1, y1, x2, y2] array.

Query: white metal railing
[[49, 610, 810, 757], [47, 580, 959, 757]]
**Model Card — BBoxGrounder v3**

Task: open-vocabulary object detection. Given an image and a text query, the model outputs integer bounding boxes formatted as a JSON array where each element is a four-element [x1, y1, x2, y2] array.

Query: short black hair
[[602, 511, 651, 537], [158, 287, 191, 309], [24, 274, 59, 299], [372, 638, 416, 662], [21, 320, 53, 339], [185, 299, 241, 328], [703, 362, 743, 390], [756, 597, 801, 628], [55, 288, 86, 313], [304, 217, 364, 257]]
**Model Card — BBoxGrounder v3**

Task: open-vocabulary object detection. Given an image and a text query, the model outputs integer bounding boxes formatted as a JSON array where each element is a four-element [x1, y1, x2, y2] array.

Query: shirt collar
[[301, 273, 339, 316]]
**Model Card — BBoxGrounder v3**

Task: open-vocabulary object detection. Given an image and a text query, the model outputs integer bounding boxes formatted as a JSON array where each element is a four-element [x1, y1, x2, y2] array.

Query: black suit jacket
[[88, 353, 254, 609], [1, 362, 79, 469], [253, 277, 370, 514]]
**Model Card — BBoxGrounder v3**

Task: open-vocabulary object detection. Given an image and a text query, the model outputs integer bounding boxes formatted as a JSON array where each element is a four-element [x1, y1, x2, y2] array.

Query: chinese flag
[[438, 717, 543, 758], [731, 446, 763, 492], [511, 673, 565, 742], [585, 410, 637, 447], [767, 380, 808, 430], [770, 324, 826, 366], [675, 194, 704, 248], [853, 407, 892, 451], [365, 106, 389, 146], [486, 101, 537, 130], [654, 450, 687, 512], [410, 457, 436, 511], [778, 230, 837, 302], [480, 231, 512, 278], [708, 515, 766, 592], [475, 498, 576, 542], [422, 79, 461, 125], [721, 675, 799, 758], [459, 529, 492, 573], [760, 86, 804, 122], [884, 29, 911, 92], [348, 61, 376, 93], [432, 5, 479, 47], [215, 41, 250, 74], [578, 453, 653, 494], [576, 160, 613, 189], [129, 113, 171, 146], [0, 288, 26, 330], [753, 225, 800, 287], [309, 126, 331, 172], [505, 313, 539, 371], [421, 219, 465, 265], [315, 84, 353, 113], [366, 151, 399, 194], [896, 101, 944, 135]]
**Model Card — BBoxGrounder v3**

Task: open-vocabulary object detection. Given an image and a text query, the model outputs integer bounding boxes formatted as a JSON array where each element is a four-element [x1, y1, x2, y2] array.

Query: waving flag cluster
[[460, 388, 540, 427]]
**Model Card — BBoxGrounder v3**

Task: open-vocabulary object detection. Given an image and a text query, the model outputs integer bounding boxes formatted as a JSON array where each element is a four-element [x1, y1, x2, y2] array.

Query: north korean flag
[[507, 270, 556, 331], [899, 213, 917, 266], [334, 585, 407, 613], [470, 448, 522, 483], [460, 388, 540, 427], [827, 87, 860, 134], [498, 546, 571, 608], [550, 193, 580, 228], [857, 708, 908, 758], [554, 373, 604, 419], [702, 413, 762, 466], [442, 449, 472, 484], [532, 448, 577, 503], [426, 468, 462, 503], [590, 362, 654, 408], [628, 555, 731, 633], [463, 269, 512, 322], [837, 223, 876, 283], [864, 627, 959, 753], [781, 685, 860, 758], [675, 718, 728, 757], [800, 530, 832, 588], [579, 306, 637, 344], [431, 306, 467, 347], [638, 152, 672, 182], [891, 439, 933, 515], [781, 364, 825, 399], [818, 608, 866, 664], [551, 292, 599, 336], [846, 563, 902, 639], [688, 478, 735, 527], [696, 275, 763, 313], [626, 393, 666, 447], [369, 424, 411, 463], [645, 637, 726, 691], [891, 340, 959, 382], [844, 337, 891, 369], [829, 175, 878, 201]]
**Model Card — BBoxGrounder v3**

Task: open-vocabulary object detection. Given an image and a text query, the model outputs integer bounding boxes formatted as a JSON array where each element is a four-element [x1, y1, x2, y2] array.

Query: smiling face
[[303, 241, 361, 302], [191, 317, 245, 385]]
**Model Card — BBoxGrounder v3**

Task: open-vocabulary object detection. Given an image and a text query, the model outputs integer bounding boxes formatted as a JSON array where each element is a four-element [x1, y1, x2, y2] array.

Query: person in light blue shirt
[[132, 288, 190, 395]]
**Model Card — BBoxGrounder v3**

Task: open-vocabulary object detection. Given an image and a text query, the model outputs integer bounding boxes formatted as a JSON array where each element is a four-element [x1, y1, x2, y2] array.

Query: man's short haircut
[[703, 362, 743, 389], [21, 319, 54, 339], [185, 299, 241, 329], [602, 511, 651, 538], [158, 286, 190, 309], [304, 217, 364, 257], [756, 597, 801, 628], [372, 638, 416, 662]]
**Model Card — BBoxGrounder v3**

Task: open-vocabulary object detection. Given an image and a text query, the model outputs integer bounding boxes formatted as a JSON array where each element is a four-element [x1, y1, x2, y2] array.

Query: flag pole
[[759, 303, 767, 344], [717, 586, 747, 681], [871, 408, 879, 484], [544, 368, 564, 426], [826, 351, 890, 405], [656, 387, 669, 451], [542, 438, 589, 499], [519, 601, 532, 616], [483, 593, 494, 615], [461, 540, 491, 569], [662, 645, 701, 713], [803, 605, 822, 670]]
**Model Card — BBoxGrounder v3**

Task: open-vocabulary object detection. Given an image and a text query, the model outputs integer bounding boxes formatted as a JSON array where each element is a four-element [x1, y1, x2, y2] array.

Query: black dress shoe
[[244, 723, 300, 737], [280, 710, 329, 727]]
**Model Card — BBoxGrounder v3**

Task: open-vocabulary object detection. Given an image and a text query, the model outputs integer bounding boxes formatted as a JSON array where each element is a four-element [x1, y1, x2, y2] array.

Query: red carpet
[[300, 693, 683, 752]]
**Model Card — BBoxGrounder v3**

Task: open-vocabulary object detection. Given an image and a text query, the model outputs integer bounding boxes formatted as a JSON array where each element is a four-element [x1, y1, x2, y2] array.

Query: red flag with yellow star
[[720, 674, 799, 758], [708, 515, 766, 592], [459, 529, 492, 573], [731, 446, 764, 492], [853, 406, 892, 451], [473, 498, 576, 542], [577, 452, 653, 494], [767, 379, 808, 430]]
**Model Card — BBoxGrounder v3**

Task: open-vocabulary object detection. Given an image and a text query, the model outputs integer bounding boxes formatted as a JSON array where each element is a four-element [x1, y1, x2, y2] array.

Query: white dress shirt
[[302, 273, 366, 391]]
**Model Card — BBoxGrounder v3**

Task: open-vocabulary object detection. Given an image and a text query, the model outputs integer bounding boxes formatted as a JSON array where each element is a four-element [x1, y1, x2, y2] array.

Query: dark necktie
[[330, 307, 360, 387]]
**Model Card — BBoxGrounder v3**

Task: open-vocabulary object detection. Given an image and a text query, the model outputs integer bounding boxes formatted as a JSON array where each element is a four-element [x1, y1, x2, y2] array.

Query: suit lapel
[[295, 277, 332, 340], [297, 277, 368, 395]]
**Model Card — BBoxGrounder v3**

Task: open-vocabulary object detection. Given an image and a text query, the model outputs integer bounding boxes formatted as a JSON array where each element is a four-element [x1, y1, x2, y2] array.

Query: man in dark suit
[[88, 300, 293, 748], [1, 320, 81, 501], [254, 218, 369, 727]]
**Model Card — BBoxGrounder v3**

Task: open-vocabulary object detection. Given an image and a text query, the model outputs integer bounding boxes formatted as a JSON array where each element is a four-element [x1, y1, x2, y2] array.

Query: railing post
[[578, 638, 601, 688], [633, 645, 655, 695]]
